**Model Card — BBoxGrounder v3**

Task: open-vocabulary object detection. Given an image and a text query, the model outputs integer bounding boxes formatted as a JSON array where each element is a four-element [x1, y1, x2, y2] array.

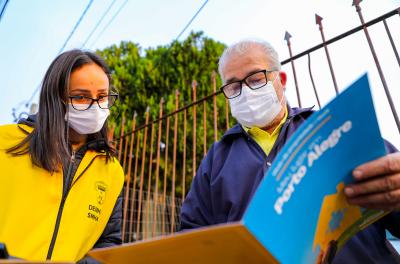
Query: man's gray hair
[[218, 39, 281, 80]]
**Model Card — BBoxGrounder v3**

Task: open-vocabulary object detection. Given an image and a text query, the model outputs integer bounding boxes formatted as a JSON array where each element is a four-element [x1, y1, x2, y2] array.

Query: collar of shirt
[[242, 107, 288, 155]]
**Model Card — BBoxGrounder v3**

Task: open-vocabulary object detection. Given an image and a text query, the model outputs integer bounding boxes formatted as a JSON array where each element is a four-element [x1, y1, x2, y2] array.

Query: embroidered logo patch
[[95, 181, 108, 205]]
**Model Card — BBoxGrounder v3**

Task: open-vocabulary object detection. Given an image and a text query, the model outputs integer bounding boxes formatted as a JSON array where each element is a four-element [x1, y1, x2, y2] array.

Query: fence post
[[212, 71, 218, 142], [382, 18, 400, 69], [182, 108, 187, 201], [171, 90, 180, 233], [117, 115, 126, 161], [122, 129, 130, 172], [203, 100, 207, 157], [192, 80, 197, 178], [307, 54, 321, 109], [316, 14, 339, 95], [128, 129, 141, 242], [122, 112, 137, 242], [284, 31, 302, 107], [152, 98, 164, 237], [136, 107, 150, 240], [162, 117, 170, 236], [353, 0, 400, 133], [145, 121, 155, 239]]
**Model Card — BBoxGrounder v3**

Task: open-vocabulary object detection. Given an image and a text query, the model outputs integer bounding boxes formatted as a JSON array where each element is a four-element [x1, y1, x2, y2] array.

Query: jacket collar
[[221, 104, 314, 140]]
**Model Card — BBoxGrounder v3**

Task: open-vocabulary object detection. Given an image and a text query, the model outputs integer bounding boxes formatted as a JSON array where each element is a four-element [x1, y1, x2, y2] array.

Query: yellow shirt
[[243, 107, 288, 156]]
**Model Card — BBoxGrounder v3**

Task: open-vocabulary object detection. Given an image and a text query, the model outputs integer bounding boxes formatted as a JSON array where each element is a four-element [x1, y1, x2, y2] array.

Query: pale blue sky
[[0, 0, 399, 147]]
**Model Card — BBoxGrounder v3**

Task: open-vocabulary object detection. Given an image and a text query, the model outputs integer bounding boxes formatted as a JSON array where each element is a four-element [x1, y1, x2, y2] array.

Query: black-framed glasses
[[69, 94, 119, 111], [220, 69, 278, 99]]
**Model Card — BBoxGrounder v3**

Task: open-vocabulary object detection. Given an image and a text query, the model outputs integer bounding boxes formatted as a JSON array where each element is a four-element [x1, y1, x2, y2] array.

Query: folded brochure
[[89, 73, 388, 264]]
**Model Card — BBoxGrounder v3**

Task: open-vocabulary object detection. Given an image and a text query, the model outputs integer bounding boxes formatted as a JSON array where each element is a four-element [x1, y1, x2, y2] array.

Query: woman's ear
[[279, 71, 287, 91]]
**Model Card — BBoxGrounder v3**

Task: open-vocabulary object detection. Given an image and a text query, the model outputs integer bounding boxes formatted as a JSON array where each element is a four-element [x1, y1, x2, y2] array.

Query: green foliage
[[97, 31, 236, 197]]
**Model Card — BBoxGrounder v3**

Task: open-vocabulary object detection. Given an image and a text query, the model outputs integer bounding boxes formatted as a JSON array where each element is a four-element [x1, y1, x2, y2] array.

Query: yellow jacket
[[0, 124, 124, 262]]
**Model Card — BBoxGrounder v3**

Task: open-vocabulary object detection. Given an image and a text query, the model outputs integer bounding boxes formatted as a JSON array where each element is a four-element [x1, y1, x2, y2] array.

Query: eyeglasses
[[220, 69, 278, 99], [69, 94, 119, 111]]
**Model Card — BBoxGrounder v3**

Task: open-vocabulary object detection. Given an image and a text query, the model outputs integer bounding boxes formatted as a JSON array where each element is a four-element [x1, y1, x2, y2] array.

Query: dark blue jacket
[[180, 106, 400, 263]]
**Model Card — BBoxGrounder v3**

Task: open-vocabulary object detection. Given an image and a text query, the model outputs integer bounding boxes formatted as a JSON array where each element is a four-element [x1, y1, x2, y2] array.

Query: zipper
[[45, 147, 106, 260], [243, 117, 293, 176], [46, 150, 76, 260], [265, 117, 292, 166]]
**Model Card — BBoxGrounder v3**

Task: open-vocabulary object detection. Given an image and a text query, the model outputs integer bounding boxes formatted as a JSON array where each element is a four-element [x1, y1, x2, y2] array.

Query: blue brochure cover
[[243, 73, 387, 263]]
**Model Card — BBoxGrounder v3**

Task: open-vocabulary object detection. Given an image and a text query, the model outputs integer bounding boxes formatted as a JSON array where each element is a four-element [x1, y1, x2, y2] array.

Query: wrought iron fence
[[113, 4, 400, 243]]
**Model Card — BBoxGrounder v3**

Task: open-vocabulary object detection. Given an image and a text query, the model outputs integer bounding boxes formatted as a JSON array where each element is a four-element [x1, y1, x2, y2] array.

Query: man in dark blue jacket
[[180, 39, 400, 263]]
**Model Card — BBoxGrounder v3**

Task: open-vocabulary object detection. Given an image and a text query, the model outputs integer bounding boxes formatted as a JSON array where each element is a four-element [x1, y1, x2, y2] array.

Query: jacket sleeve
[[179, 151, 214, 231], [93, 191, 123, 248], [379, 140, 400, 238]]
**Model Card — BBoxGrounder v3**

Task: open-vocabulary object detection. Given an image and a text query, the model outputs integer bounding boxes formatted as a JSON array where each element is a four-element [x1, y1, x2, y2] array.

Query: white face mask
[[66, 104, 110, 134], [229, 76, 283, 128]]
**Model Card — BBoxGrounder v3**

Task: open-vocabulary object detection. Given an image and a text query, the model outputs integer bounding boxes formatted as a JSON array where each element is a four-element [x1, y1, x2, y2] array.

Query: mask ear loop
[[270, 72, 286, 107], [267, 71, 280, 86]]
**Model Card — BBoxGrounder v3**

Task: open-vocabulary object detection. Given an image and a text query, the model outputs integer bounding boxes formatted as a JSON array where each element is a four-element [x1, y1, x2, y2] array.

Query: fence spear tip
[[284, 31, 292, 42], [352, 0, 362, 6], [192, 80, 197, 88], [315, 14, 323, 25]]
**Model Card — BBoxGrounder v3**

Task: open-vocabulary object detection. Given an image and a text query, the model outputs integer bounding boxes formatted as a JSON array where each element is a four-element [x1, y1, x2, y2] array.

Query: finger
[[347, 199, 399, 211], [345, 173, 400, 198], [348, 201, 398, 211], [353, 152, 400, 180], [347, 189, 400, 210]]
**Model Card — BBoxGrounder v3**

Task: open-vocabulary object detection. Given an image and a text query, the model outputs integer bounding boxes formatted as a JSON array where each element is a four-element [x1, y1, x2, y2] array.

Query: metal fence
[[113, 4, 400, 243]]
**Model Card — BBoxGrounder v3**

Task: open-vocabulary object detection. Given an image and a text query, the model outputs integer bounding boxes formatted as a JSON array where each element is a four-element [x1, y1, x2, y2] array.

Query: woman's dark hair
[[7, 49, 116, 173]]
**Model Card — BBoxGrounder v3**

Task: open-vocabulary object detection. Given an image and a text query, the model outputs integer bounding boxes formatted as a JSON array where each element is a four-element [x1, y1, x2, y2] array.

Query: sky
[[0, 0, 399, 148]]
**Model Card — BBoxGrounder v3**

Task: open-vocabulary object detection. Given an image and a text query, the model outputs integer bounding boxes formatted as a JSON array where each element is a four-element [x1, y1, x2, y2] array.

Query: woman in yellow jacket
[[0, 49, 124, 262]]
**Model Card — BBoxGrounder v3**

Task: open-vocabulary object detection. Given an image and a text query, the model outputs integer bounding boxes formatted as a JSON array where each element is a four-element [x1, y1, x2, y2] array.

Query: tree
[[97, 31, 233, 198]]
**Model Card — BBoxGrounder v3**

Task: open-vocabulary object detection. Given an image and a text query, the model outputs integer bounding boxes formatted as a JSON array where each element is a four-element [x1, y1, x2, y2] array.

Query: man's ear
[[279, 71, 287, 90]]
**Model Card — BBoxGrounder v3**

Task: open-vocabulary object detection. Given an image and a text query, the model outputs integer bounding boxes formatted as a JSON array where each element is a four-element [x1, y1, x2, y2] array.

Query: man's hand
[[345, 152, 400, 210]]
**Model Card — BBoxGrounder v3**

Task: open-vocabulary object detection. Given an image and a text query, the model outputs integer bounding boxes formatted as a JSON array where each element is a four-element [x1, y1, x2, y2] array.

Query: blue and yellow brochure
[[244, 73, 388, 263], [89, 74, 388, 264]]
